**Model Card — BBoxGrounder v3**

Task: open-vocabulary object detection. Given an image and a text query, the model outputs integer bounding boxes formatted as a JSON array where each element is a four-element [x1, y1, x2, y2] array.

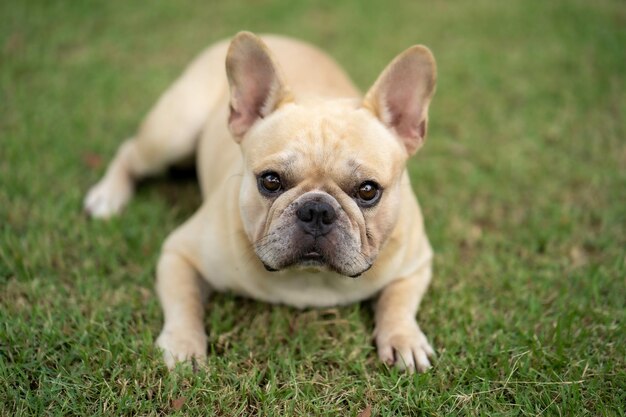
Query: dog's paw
[[84, 176, 133, 219], [156, 329, 207, 370], [375, 320, 435, 373]]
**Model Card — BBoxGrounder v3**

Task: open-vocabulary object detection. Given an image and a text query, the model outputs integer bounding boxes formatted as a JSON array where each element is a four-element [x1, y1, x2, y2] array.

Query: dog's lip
[[300, 251, 325, 263], [262, 251, 324, 272], [262, 262, 279, 272]]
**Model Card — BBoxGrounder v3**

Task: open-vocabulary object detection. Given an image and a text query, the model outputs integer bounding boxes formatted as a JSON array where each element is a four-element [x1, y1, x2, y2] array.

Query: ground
[[1, 0, 625, 415]]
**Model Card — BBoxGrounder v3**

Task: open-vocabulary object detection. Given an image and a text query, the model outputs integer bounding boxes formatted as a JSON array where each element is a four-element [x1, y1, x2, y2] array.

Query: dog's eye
[[356, 181, 381, 206], [258, 172, 282, 194]]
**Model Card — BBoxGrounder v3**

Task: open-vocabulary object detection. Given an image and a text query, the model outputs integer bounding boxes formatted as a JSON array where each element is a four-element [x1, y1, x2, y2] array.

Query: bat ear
[[363, 45, 437, 155], [226, 31, 292, 141]]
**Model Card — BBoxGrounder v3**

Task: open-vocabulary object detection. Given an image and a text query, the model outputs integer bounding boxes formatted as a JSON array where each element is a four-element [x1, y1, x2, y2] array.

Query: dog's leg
[[374, 264, 435, 373], [84, 47, 227, 218], [155, 251, 209, 369], [84, 85, 210, 218]]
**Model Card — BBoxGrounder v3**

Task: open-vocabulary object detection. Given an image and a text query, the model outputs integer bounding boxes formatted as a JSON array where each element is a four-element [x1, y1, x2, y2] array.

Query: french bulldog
[[84, 32, 437, 372]]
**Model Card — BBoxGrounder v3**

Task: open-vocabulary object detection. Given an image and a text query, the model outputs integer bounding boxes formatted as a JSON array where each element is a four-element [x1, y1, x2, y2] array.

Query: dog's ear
[[226, 32, 292, 141], [363, 45, 436, 155]]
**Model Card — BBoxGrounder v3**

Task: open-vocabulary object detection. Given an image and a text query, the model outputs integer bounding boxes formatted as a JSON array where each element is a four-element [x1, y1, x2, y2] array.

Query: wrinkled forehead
[[244, 104, 406, 186]]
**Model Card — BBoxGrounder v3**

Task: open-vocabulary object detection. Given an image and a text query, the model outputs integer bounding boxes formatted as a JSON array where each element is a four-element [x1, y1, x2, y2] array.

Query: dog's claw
[[375, 321, 434, 373], [156, 329, 207, 370]]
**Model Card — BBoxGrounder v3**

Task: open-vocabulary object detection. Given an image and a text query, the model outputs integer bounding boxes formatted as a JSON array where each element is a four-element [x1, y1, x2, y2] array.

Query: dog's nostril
[[321, 207, 336, 225], [296, 206, 314, 222], [296, 201, 336, 227]]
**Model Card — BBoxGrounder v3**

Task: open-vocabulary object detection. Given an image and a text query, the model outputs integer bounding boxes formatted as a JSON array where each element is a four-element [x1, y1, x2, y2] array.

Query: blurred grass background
[[1, 0, 625, 415]]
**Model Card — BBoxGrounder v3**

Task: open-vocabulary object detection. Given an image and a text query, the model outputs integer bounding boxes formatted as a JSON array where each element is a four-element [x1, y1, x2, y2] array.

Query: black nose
[[296, 201, 337, 236]]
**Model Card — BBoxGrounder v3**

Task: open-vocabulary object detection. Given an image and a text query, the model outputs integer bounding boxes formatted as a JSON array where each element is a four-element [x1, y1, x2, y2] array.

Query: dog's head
[[226, 32, 436, 277]]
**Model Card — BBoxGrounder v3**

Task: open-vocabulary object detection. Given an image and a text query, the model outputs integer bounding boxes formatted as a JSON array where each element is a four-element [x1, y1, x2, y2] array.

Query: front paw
[[156, 328, 207, 369], [84, 175, 133, 219], [375, 320, 435, 373]]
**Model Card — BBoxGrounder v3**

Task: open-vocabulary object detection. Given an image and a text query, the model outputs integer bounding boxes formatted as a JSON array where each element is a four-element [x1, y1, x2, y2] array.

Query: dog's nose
[[296, 201, 336, 236]]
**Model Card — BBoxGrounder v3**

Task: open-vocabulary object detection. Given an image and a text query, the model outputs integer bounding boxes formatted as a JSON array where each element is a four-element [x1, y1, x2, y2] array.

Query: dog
[[84, 32, 437, 372]]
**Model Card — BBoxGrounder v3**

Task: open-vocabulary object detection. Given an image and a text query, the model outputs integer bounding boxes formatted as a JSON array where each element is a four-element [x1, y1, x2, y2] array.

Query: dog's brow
[[255, 154, 297, 177], [282, 160, 295, 178], [347, 159, 374, 178], [347, 159, 362, 173]]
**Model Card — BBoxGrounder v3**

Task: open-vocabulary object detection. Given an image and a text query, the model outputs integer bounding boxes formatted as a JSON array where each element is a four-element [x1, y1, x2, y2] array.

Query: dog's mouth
[[262, 247, 369, 278], [301, 250, 323, 261], [262, 246, 328, 272], [297, 250, 325, 267], [288, 248, 328, 270]]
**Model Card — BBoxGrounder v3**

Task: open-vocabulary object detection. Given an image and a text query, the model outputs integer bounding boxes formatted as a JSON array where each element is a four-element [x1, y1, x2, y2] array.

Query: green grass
[[1, 0, 625, 415]]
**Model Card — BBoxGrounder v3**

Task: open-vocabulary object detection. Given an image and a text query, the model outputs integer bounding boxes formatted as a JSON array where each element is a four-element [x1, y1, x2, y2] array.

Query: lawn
[[1, 0, 625, 415]]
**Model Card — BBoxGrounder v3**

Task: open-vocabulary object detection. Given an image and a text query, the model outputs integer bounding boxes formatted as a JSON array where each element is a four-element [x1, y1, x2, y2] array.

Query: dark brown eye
[[356, 181, 381, 206], [258, 172, 282, 194]]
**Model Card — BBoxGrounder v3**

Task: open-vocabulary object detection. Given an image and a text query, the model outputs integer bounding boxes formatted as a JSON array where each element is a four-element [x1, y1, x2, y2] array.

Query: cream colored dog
[[85, 32, 437, 372]]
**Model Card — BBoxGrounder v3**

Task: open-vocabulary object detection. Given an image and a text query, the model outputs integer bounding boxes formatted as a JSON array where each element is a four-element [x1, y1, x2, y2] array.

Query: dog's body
[[85, 33, 437, 372]]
